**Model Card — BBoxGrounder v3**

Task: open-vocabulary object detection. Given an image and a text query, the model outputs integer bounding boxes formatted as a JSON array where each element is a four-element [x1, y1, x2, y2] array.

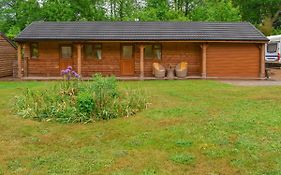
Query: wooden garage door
[[206, 43, 260, 78]]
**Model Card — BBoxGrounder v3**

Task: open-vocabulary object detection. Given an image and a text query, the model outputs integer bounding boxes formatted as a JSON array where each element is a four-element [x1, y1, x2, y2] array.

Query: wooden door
[[120, 44, 135, 76], [59, 45, 73, 71]]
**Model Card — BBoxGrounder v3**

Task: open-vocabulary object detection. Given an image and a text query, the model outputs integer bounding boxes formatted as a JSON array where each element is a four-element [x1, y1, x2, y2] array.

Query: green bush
[[14, 74, 149, 123]]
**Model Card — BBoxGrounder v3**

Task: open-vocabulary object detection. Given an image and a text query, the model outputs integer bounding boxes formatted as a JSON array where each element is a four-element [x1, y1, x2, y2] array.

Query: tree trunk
[[260, 8, 281, 35]]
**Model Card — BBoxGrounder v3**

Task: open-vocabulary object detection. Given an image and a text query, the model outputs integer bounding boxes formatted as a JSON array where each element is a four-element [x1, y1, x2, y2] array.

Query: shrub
[[14, 74, 149, 123]]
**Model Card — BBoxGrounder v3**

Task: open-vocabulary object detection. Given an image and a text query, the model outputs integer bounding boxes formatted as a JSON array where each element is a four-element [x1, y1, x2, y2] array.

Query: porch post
[[260, 43, 265, 78], [23, 43, 28, 77], [77, 44, 82, 76], [140, 44, 144, 80], [17, 43, 22, 78], [201, 43, 207, 78]]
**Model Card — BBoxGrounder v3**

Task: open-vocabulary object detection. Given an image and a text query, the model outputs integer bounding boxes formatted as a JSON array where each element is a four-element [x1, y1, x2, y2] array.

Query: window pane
[[122, 46, 133, 59], [31, 43, 38, 58], [144, 45, 153, 59], [95, 50, 102, 60], [154, 49, 161, 60], [85, 44, 94, 58], [61, 46, 72, 58], [267, 43, 277, 53]]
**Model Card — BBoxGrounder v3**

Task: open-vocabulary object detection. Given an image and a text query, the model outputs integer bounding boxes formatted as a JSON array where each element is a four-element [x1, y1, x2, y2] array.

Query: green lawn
[[1, 80, 281, 175]]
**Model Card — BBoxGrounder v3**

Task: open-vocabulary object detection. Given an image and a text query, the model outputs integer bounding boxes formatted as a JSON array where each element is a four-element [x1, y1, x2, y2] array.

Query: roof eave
[[0, 32, 17, 49], [14, 38, 269, 43]]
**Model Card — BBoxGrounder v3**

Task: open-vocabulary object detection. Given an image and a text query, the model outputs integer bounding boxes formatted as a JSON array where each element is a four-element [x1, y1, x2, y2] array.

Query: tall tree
[[171, 0, 202, 17], [190, 0, 241, 22], [0, 0, 41, 37], [41, 0, 106, 21], [136, 0, 188, 21], [233, 0, 281, 35]]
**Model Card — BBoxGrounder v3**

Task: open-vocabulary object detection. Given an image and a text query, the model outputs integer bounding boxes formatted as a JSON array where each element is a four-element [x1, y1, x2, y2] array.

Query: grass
[[0, 80, 281, 174]]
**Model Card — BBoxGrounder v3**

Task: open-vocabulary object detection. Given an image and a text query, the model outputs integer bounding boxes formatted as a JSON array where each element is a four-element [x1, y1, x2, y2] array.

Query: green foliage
[[41, 0, 106, 21], [142, 168, 157, 175], [272, 27, 281, 35], [7, 160, 21, 171], [0, 0, 41, 38], [233, 0, 280, 25], [233, 0, 281, 35], [6, 26, 21, 38], [14, 75, 149, 123], [170, 153, 195, 165], [76, 92, 95, 115], [190, 0, 241, 22], [175, 140, 193, 147]]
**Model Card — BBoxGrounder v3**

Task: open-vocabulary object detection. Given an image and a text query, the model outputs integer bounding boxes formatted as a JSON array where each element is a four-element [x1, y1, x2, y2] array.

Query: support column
[[140, 44, 144, 80], [201, 43, 207, 78], [77, 44, 82, 76], [23, 44, 28, 77], [260, 43, 265, 78], [17, 43, 22, 78]]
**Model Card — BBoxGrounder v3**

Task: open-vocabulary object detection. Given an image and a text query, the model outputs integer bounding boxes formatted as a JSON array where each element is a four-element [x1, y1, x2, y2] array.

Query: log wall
[[22, 41, 261, 78], [0, 35, 17, 77]]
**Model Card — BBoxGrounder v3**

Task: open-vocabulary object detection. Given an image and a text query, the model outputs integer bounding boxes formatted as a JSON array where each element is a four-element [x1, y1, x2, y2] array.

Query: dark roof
[[15, 21, 268, 42], [0, 32, 17, 48]]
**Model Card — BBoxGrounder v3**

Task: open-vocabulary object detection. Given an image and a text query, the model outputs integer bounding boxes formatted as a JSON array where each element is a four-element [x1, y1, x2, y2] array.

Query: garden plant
[[14, 68, 148, 123]]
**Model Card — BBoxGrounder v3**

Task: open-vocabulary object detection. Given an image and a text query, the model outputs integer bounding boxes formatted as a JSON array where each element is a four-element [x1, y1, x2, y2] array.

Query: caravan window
[[267, 43, 278, 53]]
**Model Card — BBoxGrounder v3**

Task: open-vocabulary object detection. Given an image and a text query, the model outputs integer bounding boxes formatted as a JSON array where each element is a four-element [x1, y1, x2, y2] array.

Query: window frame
[[267, 43, 278, 53], [121, 44, 134, 59], [60, 44, 73, 59], [144, 45, 154, 59], [83, 43, 102, 60], [30, 42, 39, 59], [144, 44, 162, 60]]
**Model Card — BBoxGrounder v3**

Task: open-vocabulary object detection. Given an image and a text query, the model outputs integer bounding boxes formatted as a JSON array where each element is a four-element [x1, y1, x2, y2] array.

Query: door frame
[[59, 44, 74, 72], [120, 44, 135, 76]]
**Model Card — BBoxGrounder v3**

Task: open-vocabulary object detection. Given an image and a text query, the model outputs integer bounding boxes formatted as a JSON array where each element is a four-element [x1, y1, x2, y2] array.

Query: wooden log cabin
[[0, 32, 17, 77], [14, 22, 268, 79]]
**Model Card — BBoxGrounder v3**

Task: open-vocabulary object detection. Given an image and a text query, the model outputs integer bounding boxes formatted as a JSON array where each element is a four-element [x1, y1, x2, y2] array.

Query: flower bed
[[14, 73, 149, 123]]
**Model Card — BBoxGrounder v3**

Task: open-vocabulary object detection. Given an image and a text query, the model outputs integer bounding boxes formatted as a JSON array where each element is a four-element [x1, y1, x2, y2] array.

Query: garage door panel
[[206, 43, 260, 77]]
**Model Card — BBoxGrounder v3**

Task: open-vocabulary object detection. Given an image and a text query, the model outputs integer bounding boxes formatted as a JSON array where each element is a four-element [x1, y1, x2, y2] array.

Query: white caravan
[[265, 35, 281, 63]]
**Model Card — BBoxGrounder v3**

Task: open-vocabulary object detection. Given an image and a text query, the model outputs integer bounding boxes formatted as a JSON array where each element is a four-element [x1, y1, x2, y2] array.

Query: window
[[84, 44, 102, 60], [144, 44, 161, 60], [122, 45, 133, 59], [30, 43, 39, 58], [61, 45, 72, 59], [154, 44, 161, 60], [267, 43, 278, 53], [144, 45, 153, 58]]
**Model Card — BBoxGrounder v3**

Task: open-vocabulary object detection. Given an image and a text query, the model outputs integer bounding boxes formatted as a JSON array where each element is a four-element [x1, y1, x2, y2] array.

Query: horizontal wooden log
[[0, 35, 17, 77]]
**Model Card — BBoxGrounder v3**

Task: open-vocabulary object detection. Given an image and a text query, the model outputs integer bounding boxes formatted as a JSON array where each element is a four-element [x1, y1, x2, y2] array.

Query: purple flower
[[65, 69, 71, 73], [75, 74, 81, 79], [72, 71, 80, 79], [67, 66, 72, 71], [60, 66, 80, 80], [61, 70, 65, 75]]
